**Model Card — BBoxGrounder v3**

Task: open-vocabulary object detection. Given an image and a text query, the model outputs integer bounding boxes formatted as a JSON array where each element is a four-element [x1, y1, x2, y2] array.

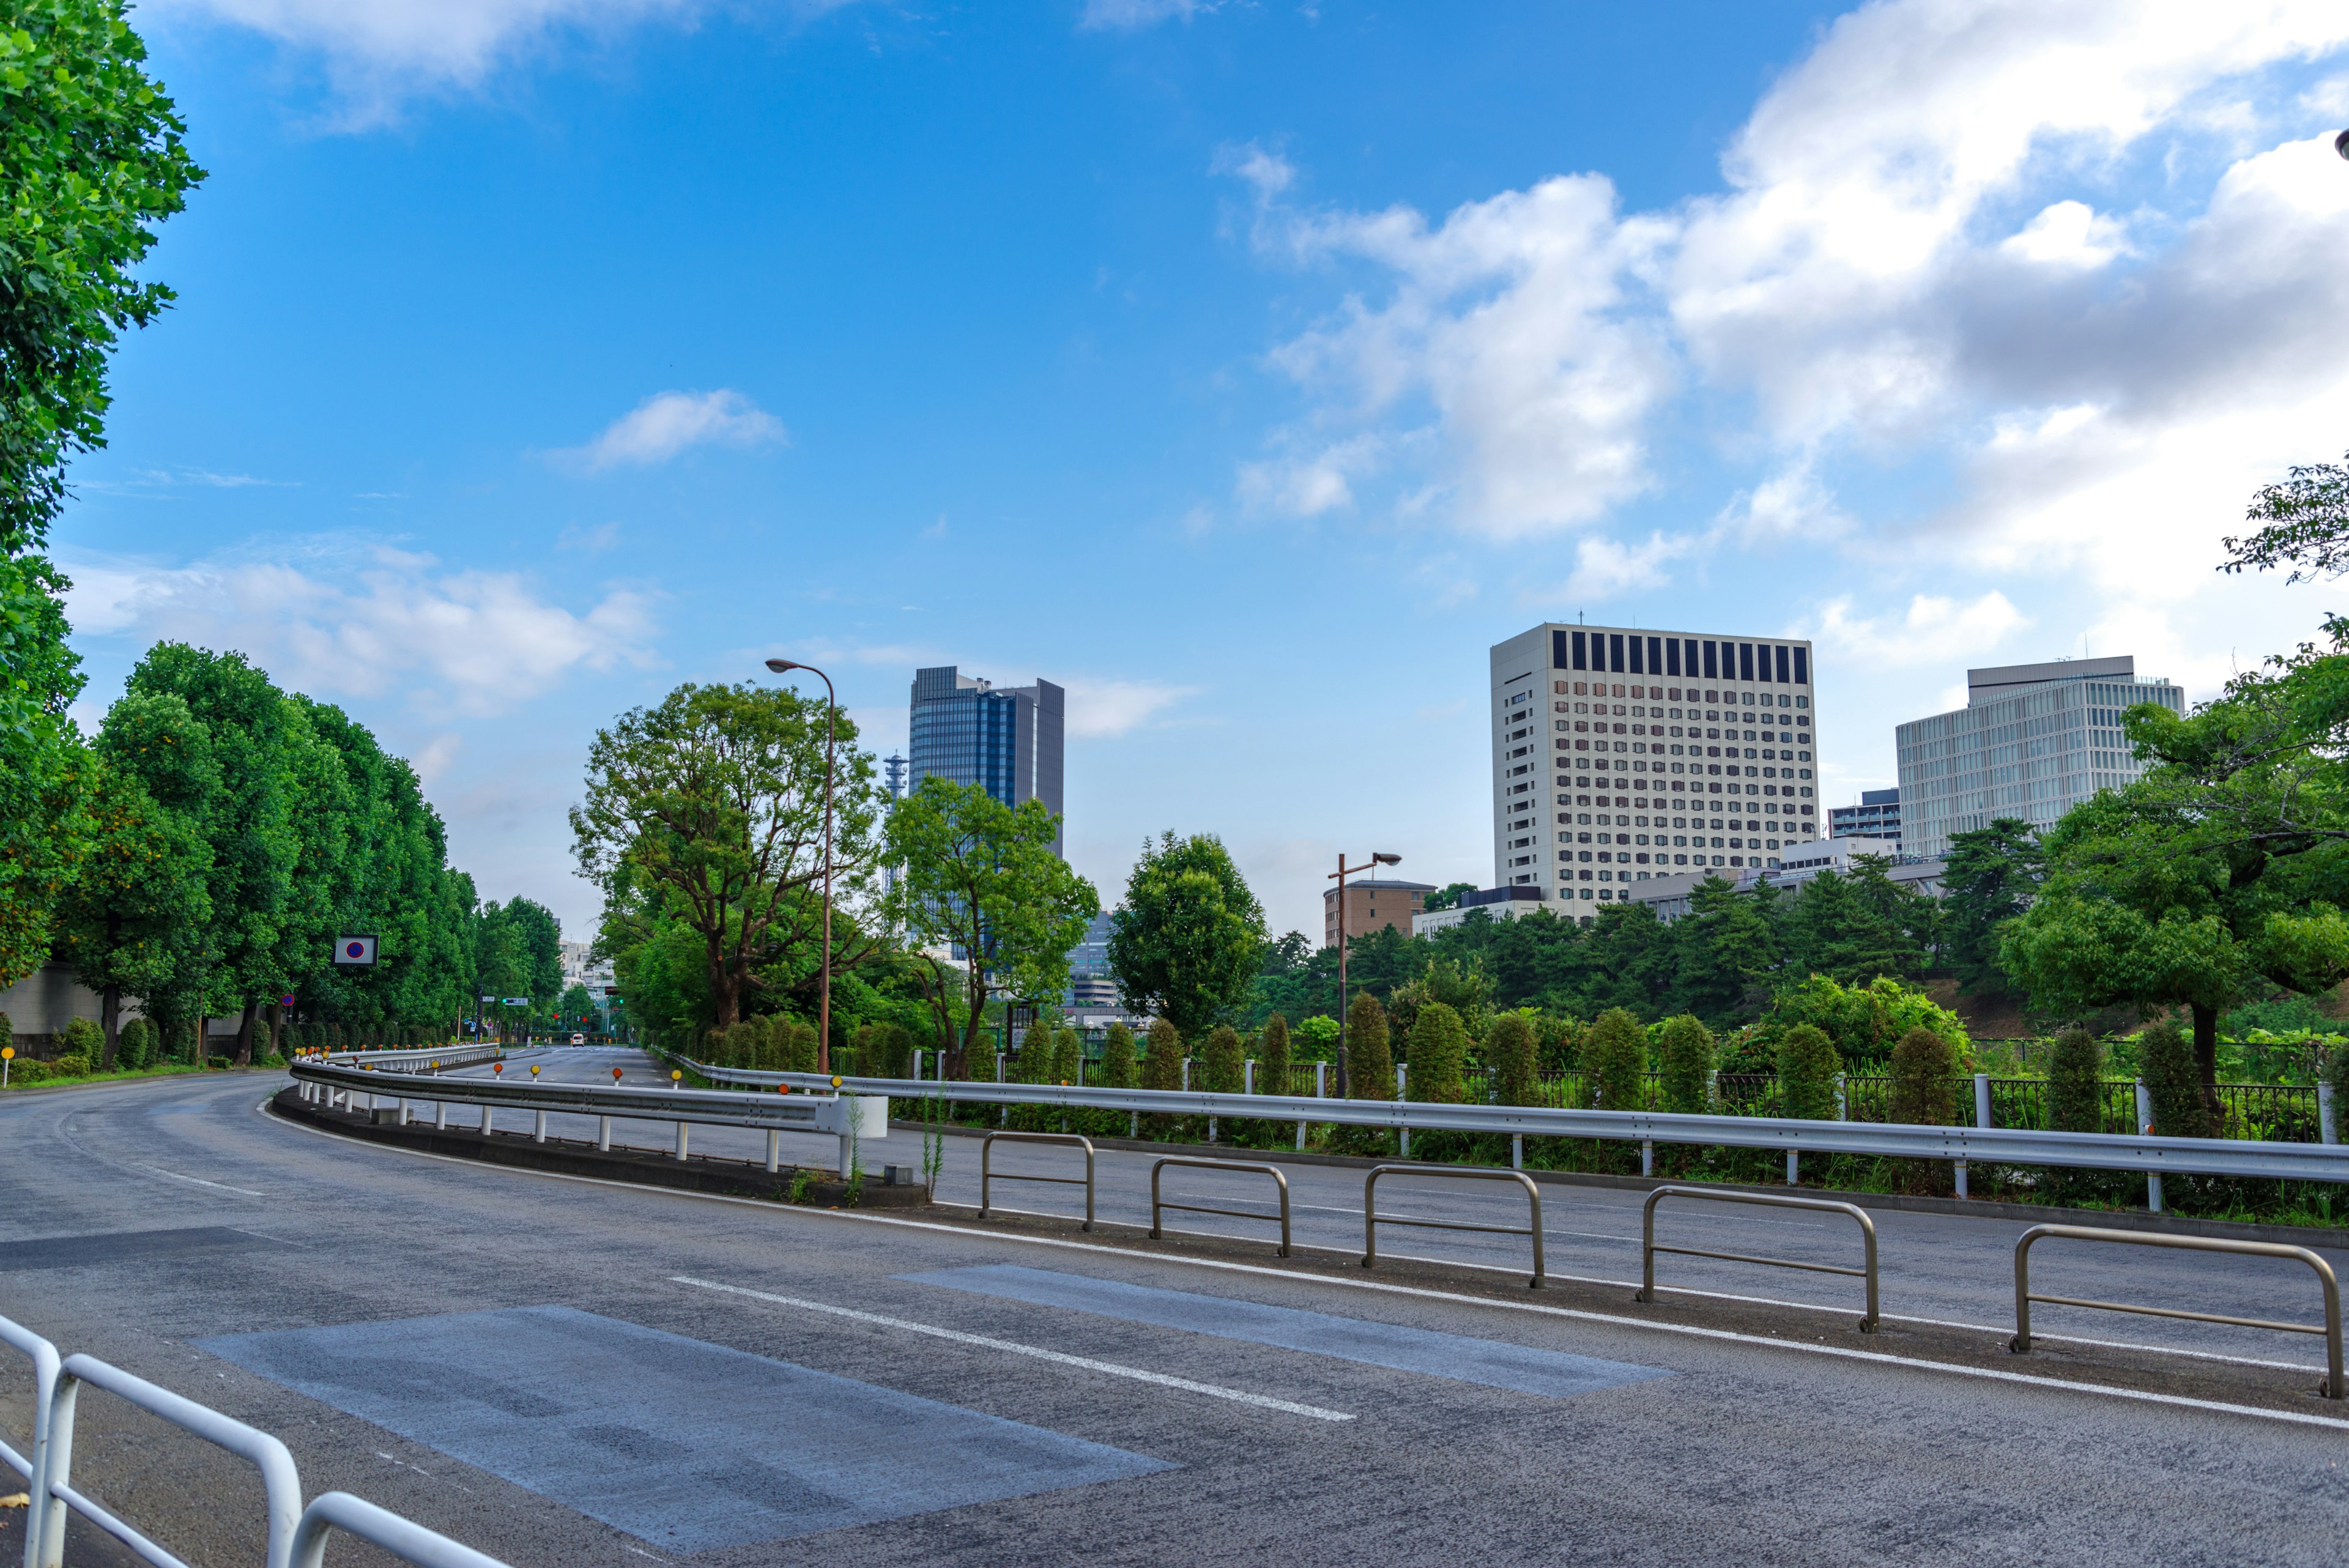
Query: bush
[[1581, 1008, 1647, 1111], [2046, 1027, 2104, 1133], [1258, 1014, 1292, 1096], [1486, 1011, 1538, 1108], [1142, 1019, 1185, 1092], [1764, 974, 1965, 1069], [2326, 1040, 2349, 1145], [1052, 1026, 1080, 1087], [1777, 1024, 1842, 1121], [1099, 1022, 1137, 1089], [61, 1019, 102, 1060], [50, 1053, 92, 1077], [1406, 1003, 1469, 1104], [1017, 1021, 1055, 1085], [2141, 1017, 2210, 1138], [1889, 1025, 1959, 1126], [777, 1019, 820, 1075], [115, 1018, 150, 1071], [1201, 1025, 1244, 1095], [1655, 1014, 1715, 1114], [1345, 992, 1392, 1100]]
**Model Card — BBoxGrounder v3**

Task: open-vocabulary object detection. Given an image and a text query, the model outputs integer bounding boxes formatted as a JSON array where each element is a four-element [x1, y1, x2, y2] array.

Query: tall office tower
[[1489, 624, 1822, 908], [908, 666, 1066, 855], [1894, 655, 2182, 861]]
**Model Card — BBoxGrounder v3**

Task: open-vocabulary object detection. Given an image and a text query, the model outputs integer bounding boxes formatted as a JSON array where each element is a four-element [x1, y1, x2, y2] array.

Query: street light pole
[[1328, 850, 1401, 1099], [766, 657, 838, 1074]]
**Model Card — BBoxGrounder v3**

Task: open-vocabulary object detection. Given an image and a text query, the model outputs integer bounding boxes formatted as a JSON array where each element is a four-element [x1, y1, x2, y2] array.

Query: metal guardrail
[[1362, 1165, 1545, 1289], [1149, 1157, 1291, 1257], [0, 1313, 60, 1564], [697, 1061, 2349, 1184], [2009, 1225, 2344, 1399], [292, 1492, 510, 1568], [978, 1132, 1096, 1230], [1636, 1186, 1881, 1332], [313, 1043, 504, 1070]]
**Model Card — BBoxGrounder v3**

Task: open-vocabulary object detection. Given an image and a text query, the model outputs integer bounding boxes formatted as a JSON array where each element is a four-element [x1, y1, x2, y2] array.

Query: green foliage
[[1388, 956, 1492, 1047], [1485, 1011, 1537, 1109], [59, 1017, 99, 1057], [1141, 1019, 1184, 1092], [1016, 1020, 1055, 1085], [1580, 1008, 1647, 1110], [1257, 1014, 1291, 1096], [2222, 447, 2349, 584], [1405, 1002, 1469, 1104], [1344, 991, 1391, 1099], [1099, 1021, 1137, 1089], [1940, 819, 2043, 994], [2325, 1041, 2349, 1145], [1423, 882, 1477, 913], [1888, 1025, 1959, 1126], [1051, 1025, 1080, 1087], [2140, 1017, 2210, 1138], [775, 1017, 819, 1074], [1762, 974, 1965, 1069], [1776, 1024, 1842, 1121], [116, 1016, 151, 1069], [2221, 992, 2342, 1039], [1292, 1014, 1338, 1058], [1655, 1014, 1715, 1114], [1107, 832, 1267, 1040], [1201, 1024, 1244, 1095], [0, 554, 87, 988], [2046, 1027, 2104, 1134], [49, 1051, 89, 1077]]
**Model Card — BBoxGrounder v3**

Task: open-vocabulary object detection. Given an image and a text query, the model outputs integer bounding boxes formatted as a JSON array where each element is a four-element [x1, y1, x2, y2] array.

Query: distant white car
[[570, 1033, 586, 1046]]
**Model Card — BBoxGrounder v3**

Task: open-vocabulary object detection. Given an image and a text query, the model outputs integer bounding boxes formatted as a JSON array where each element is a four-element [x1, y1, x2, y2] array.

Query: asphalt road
[[3, 1052, 2347, 1567]]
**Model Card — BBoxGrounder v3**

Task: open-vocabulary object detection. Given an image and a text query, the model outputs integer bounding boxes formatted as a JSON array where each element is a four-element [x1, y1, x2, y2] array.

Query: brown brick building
[[1322, 879, 1436, 947]]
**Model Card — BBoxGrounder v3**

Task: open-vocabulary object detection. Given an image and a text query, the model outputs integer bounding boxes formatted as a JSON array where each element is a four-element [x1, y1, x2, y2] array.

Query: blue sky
[[58, 1, 2349, 940]]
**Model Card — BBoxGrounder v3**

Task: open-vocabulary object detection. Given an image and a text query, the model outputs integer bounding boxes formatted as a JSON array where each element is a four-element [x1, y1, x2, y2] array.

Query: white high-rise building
[[1489, 623, 1823, 916], [1894, 655, 2184, 861]]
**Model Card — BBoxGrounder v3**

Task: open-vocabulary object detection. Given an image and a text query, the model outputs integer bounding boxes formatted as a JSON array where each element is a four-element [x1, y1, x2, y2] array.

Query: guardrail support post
[[1397, 1065, 1409, 1157], [1512, 1133, 1523, 1170], [766, 1129, 780, 1173], [435, 1102, 447, 1131], [1787, 1151, 1798, 1187], [2322, 1079, 2339, 1147], [675, 1121, 689, 1161], [2136, 1079, 2162, 1213], [598, 1115, 611, 1151], [480, 1102, 492, 1135], [533, 1110, 546, 1143], [1641, 1139, 1653, 1177], [1958, 1071, 1990, 1199]]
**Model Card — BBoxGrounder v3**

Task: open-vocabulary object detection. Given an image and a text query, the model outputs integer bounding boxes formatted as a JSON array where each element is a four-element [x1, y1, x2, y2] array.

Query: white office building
[[1489, 623, 1822, 916], [1895, 655, 2185, 861]]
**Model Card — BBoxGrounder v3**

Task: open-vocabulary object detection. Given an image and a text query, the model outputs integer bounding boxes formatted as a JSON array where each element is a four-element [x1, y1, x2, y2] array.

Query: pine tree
[[2140, 1017, 2210, 1138], [1655, 1014, 1715, 1114], [2046, 1027, 2104, 1132], [1100, 1020, 1137, 1089], [1142, 1018, 1186, 1092], [1485, 1011, 1537, 1108], [1777, 1024, 1842, 1121], [1258, 1013, 1291, 1097], [1406, 1003, 1469, 1104], [1888, 1024, 1959, 1125], [1581, 1008, 1647, 1110], [1345, 991, 1392, 1099]]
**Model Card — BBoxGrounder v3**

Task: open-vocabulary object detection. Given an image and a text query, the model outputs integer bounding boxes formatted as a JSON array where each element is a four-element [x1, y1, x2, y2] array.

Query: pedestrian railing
[[979, 1132, 1096, 1230], [2008, 1225, 2344, 1398], [0, 1313, 508, 1568], [1149, 1157, 1291, 1257], [1362, 1165, 1545, 1289], [1636, 1186, 1880, 1332]]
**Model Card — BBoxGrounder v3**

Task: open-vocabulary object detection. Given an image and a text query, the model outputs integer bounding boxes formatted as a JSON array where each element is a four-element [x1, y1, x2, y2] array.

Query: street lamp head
[[765, 658, 801, 674], [2337, 128, 2349, 162], [1373, 852, 1402, 866]]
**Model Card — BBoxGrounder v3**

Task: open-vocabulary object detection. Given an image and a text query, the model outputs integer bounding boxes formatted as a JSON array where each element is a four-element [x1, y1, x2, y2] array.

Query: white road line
[[262, 1103, 2347, 1416], [668, 1274, 1354, 1422], [139, 1165, 263, 1196]]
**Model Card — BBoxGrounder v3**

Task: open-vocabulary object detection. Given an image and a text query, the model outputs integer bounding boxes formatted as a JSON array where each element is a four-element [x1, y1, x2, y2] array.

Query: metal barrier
[[0, 1315, 61, 1564], [292, 1492, 510, 1568], [978, 1132, 1096, 1230], [1636, 1186, 1880, 1332], [2009, 1224, 2344, 1398], [1362, 1165, 1545, 1289], [1149, 1157, 1292, 1257]]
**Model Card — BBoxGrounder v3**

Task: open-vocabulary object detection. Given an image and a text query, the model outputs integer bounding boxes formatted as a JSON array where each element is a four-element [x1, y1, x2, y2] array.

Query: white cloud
[[2000, 199, 2130, 268], [1061, 679, 1196, 738], [1557, 532, 1694, 601], [1802, 591, 2028, 667], [563, 390, 787, 472], [61, 541, 656, 717], [1080, 0, 1215, 31]]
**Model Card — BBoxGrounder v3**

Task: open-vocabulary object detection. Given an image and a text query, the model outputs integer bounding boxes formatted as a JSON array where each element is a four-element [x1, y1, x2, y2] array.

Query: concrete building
[[1323, 879, 1436, 948], [1412, 886, 1555, 937], [909, 666, 1066, 855], [1488, 622, 1823, 918], [1830, 787, 1901, 849], [1627, 843, 1946, 923], [1895, 655, 2184, 861], [1065, 910, 1118, 1006]]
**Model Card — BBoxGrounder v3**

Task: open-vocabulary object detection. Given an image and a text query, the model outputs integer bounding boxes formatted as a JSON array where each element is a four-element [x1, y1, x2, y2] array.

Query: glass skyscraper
[[908, 666, 1066, 855]]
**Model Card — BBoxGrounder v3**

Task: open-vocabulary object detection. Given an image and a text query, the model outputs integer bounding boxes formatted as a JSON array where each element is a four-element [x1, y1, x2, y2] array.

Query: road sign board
[[334, 935, 379, 966]]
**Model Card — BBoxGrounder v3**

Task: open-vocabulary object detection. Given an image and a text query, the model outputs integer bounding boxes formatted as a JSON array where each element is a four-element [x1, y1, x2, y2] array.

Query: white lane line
[[668, 1274, 1354, 1422], [261, 1104, 2343, 1406], [139, 1165, 263, 1196]]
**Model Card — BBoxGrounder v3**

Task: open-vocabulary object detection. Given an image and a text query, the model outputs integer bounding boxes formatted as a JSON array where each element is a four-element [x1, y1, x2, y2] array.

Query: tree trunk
[[235, 1001, 258, 1067], [2191, 1000, 2223, 1124], [267, 1002, 284, 1060], [100, 986, 120, 1072]]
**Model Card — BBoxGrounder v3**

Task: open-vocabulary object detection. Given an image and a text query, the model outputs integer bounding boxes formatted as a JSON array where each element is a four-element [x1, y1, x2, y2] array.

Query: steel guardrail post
[[0, 1315, 60, 1568], [290, 1491, 511, 1568], [979, 1132, 1096, 1230], [1362, 1165, 1543, 1288], [1636, 1186, 1880, 1331], [2009, 1224, 2343, 1396], [1149, 1157, 1291, 1257]]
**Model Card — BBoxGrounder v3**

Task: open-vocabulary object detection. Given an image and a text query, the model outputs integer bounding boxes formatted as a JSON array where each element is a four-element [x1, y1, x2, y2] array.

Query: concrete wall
[[0, 964, 146, 1052]]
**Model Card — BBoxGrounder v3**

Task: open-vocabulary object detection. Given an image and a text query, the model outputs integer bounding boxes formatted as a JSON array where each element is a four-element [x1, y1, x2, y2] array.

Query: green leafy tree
[[1423, 882, 1477, 913], [1201, 1024, 1244, 1095], [1405, 1001, 1469, 1104], [1485, 1010, 1537, 1108], [1655, 1014, 1715, 1114], [2140, 1017, 2210, 1139], [1107, 833, 1267, 1039], [0, 554, 86, 988], [1344, 991, 1391, 1100], [880, 776, 1094, 1078], [2046, 1027, 2104, 1134], [1257, 1013, 1291, 1097], [1664, 876, 1778, 1024], [557, 983, 596, 1031], [1099, 1020, 1137, 1089], [2221, 448, 2349, 584], [1141, 1017, 1184, 1092], [1761, 974, 1965, 1069], [1940, 820, 2044, 994], [1580, 1007, 1647, 1111], [1776, 1024, 1842, 1121]]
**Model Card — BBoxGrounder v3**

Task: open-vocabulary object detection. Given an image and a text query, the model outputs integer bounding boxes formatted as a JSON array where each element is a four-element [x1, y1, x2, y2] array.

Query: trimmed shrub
[[1655, 1014, 1715, 1115], [1142, 1019, 1186, 1092], [1581, 1008, 1647, 1111], [1888, 1025, 1959, 1126], [1486, 1011, 1537, 1108], [1776, 1024, 1843, 1121], [1052, 1026, 1081, 1086], [1201, 1025, 1244, 1096], [1100, 1022, 1138, 1089], [1017, 1021, 1055, 1085], [780, 1019, 821, 1075], [1406, 1003, 1469, 1103], [2141, 1017, 2210, 1138], [2326, 1040, 2349, 1146], [51, 1053, 92, 1078], [61, 1019, 102, 1061], [2047, 1027, 2104, 1133], [1258, 1014, 1292, 1097], [1345, 992, 1392, 1100]]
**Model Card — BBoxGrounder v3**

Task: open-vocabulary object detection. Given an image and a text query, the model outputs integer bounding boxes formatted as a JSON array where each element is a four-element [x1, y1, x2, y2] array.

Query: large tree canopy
[[1107, 831, 1267, 1039]]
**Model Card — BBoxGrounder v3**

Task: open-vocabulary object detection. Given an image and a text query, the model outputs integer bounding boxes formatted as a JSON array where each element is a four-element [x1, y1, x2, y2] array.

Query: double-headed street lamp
[[1329, 850, 1401, 1099], [765, 657, 837, 1074]]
